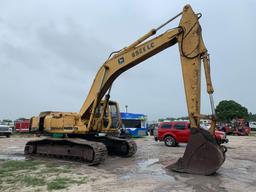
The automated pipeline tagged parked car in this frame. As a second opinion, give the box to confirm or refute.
[0,125,13,137]
[249,122,256,131]
[154,121,228,147]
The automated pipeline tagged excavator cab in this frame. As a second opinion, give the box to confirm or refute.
[94,100,122,132]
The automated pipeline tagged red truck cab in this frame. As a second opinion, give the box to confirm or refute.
[15,119,30,133]
[155,121,228,147]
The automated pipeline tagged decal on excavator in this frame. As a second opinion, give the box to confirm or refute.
[131,42,154,58]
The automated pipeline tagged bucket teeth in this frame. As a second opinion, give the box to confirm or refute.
[167,128,226,175]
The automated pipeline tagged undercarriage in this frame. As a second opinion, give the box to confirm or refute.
[24,135,137,165]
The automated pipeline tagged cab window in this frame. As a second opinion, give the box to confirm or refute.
[160,123,172,129]
[174,123,186,130]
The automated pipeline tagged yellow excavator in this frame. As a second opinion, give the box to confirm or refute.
[25,5,226,175]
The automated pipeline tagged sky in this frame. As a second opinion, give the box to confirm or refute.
[0,0,255,121]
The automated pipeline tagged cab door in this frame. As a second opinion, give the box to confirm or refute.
[158,122,172,140]
[173,122,190,142]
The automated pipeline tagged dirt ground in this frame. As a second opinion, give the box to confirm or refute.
[0,135,256,192]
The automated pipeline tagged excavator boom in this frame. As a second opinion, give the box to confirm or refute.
[79,28,181,122]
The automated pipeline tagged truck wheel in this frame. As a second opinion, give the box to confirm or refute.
[164,136,176,147]
[6,134,10,138]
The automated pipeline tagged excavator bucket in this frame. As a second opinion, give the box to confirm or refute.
[167,128,226,175]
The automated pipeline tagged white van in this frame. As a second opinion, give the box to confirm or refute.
[249,122,256,131]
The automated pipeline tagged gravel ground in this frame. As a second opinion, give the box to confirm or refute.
[0,135,256,192]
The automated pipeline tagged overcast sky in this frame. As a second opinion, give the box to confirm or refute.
[0,0,255,121]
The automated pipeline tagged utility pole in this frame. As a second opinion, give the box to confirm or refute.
[125,105,128,113]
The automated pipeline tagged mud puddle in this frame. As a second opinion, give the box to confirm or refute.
[119,158,176,183]
[137,158,159,169]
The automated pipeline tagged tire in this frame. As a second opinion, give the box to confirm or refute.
[216,138,221,145]
[6,134,10,138]
[164,136,176,147]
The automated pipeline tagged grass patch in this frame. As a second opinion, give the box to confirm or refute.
[41,163,71,174]
[45,162,60,168]
[47,177,87,191]
[21,175,46,187]
[47,177,71,190]
[0,171,14,178]
[1,160,41,172]
[74,176,87,185]
[0,160,85,191]
[40,167,71,174]
[12,133,34,137]
[5,177,18,184]
[0,160,45,190]
[40,167,62,174]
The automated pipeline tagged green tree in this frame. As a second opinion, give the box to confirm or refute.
[158,118,165,122]
[216,100,248,122]
[2,119,12,123]
[166,117,176,121]
[248,113,256,121]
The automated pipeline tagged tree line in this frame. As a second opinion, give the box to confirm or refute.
[216,100,255,122]
[158,100,256,123]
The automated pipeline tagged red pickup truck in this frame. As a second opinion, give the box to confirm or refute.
[154,121,228,147]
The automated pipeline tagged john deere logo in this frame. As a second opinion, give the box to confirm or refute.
[118,57,125,64]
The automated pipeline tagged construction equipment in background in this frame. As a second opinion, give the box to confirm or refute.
[232,119,251,136]
[25,5,226,175]
[217,119,251,136]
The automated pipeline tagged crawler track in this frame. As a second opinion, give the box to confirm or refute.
[24,138,107,165]
[98,136,137,157]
